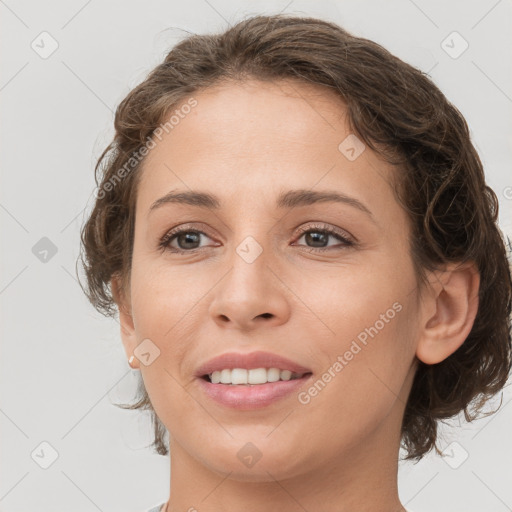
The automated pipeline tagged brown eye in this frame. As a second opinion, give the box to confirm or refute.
[294,224,354,252]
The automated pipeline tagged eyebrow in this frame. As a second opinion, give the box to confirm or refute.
[148,188,374,219]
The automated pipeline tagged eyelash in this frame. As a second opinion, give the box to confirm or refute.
[158,223,355,254]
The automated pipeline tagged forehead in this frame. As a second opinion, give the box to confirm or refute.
[136,79,398,216]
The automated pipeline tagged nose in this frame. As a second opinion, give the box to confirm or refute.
[208,242,291,332]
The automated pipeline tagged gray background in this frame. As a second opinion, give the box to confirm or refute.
[1,0,511,511]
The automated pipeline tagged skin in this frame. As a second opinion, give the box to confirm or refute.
[112,79,480,512]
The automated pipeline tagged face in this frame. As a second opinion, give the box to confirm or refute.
[117,79,422,481]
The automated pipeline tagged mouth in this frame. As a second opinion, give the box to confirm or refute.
[194,351,313,409]
[200,368,313,385]
[197,370,314,409]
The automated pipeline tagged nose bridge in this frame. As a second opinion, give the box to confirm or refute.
[224,200,275,276]
[225,229,272,301]
[228,208,282,284]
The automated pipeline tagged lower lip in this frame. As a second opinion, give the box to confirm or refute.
[197,374,313,409]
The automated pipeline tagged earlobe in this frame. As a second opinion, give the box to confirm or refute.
[111,275,139,368]
[416,262,480,365]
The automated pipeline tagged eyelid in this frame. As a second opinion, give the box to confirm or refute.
[162,221,354,240]
[162,222,216,239]
[294,222,355,243]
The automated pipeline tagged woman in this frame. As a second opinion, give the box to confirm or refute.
[79,14,511,512]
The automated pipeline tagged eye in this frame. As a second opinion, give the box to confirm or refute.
[293,223,354,252]
[158,222,355,254]
[159,226,217,253]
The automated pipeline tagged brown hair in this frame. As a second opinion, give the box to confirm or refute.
[79,14,512,461]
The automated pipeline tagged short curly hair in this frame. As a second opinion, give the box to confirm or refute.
[78,13,512,462]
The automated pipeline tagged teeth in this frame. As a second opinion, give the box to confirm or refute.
[208,368,304,385]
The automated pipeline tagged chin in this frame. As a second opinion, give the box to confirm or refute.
[200,443,307,483]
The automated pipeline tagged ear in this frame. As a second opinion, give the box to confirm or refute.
[111,274,139,369]
[416,261,480,365]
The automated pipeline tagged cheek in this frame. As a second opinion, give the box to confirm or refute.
[295,305,416,455]
[299,261,418,420]
[289,255,410,343]
[130,258,204,338]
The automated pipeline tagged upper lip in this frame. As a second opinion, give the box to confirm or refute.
[195,351,313,377]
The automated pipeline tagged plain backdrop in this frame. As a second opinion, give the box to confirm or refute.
[1,1,511,511]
